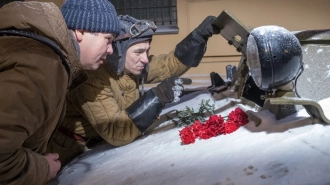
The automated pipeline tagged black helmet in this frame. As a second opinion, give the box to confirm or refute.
[106,15,157,75]
[246,25,303,90]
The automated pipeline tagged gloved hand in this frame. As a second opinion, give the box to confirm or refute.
[126,75,192,133]
[194,16,218,40]
[174,15,218,67]
[152,75,192,106]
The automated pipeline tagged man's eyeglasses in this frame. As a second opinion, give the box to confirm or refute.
[115,20,157,41]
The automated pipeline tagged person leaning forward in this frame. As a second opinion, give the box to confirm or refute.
[0,0,120,184]
[47,15,218,166]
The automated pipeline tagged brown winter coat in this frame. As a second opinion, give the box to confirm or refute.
[0,2,87,185]
[48,51,189,165]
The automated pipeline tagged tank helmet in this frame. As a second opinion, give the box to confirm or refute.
[106,15,157,75]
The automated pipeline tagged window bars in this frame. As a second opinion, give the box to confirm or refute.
[109,0,178,34]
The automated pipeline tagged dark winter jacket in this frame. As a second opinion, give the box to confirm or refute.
[0,2,87,185]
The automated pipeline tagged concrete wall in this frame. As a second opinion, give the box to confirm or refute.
[26,0,64,7]
[29,0,330,77]
[153,0,330,76]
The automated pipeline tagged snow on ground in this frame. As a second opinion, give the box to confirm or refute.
[48,89,330,185]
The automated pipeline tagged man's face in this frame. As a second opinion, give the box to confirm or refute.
[124,40,150,75]
[78,31,115,70]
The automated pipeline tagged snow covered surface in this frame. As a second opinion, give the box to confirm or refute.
[48,89,330,185]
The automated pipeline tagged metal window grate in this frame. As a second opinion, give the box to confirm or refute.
[109,0,178,34]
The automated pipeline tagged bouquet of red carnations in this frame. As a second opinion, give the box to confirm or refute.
[179,107,249,145]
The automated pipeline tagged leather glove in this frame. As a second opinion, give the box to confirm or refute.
[194,16,218,40]
[126,76,192,133]
[174,16,217,67]
[152,75,192,106]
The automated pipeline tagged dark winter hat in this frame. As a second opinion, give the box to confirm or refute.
[107,15,157,75]
[61,0,120,35]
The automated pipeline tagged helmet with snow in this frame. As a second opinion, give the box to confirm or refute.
[246,25,303,91]
[106,15,157,75]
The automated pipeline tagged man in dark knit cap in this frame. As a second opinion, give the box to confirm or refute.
[0,0,119,184]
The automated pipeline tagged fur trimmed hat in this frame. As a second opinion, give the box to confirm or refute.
[107,15,156,75]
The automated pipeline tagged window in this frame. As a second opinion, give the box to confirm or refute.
[109,0,178,34]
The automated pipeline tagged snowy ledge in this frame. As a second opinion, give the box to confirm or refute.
[48,89,330,185]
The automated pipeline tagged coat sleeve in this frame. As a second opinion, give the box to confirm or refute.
[67,75,141,146]
[146,50,191,83]
[0,48,67,185]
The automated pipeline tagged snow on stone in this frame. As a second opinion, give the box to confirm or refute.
[326,71,330,78]
[48,90,330,185]
[317,48,324,53]
[304,47,309,52]
[327,66,330,78]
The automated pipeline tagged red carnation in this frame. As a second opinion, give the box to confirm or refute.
[198,129,212,139]
[179,126,195,144]
[178,107,249,145]
[228,107,249,126]
[206,115,225,135]
[224,120,239,134]
[216,122,225,135]
[208,115,223,123]
[190,120,203,138]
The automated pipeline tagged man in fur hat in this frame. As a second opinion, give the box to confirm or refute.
[48,15,217,166]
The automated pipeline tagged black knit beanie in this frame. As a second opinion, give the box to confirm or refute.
[61,0,120,35]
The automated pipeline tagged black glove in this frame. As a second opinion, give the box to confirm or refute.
[126,76,192,133]
[174,16,217,67]
[152,75,192,106]
[194,16,218,40]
